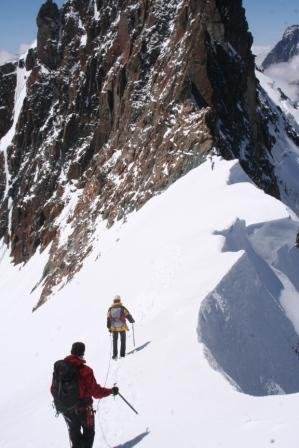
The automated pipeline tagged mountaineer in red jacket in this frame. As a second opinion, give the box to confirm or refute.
[51,342,118,448]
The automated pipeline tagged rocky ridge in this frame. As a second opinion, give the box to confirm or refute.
[0,62,17,139]
[0,0,298,308]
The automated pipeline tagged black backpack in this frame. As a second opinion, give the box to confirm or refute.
[51,360,80,414]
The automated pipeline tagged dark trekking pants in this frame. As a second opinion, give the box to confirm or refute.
[113,330,126,357]
[64,405,95,448]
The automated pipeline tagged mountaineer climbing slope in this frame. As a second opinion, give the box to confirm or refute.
[107,296,135,359]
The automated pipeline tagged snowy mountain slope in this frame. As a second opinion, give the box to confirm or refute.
[1,0,290,305]
[256,70,299,215]
[200,218,299,396]
[257,70,299,124]
[1,158,299,448]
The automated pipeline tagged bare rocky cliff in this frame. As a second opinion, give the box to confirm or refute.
[0,0,297,307]
[0,62,17,139]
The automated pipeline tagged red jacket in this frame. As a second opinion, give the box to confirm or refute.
[51,355,112,405]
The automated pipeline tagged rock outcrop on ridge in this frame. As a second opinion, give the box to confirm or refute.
[0,62,17,139]
[0,0,298,307]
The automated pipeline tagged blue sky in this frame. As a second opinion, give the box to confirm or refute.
[0,0,64,55]
[243,0,299,46]
[0,0,298,55]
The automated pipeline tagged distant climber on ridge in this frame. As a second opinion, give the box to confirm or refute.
[51,342,118,448]
[107,295,135,359]
[295,232,299,248]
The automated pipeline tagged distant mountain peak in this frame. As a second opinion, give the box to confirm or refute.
[262,24,299,69]
[283,24,299,39]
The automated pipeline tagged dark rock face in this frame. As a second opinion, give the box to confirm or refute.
[205,0,279,197]
[37,0,60,69]
[0,0,297,307]
[25,48,37,71]
[262,25,299,69]
[0,62,17,139]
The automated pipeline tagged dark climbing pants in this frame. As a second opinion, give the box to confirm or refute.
[64,406,95,448]
[113,330,126,357]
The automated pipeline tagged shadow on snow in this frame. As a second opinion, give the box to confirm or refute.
[114,430,150,447]
[198,217,299,396]
[127,341,151,355]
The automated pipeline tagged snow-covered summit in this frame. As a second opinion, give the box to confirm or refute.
[283,24,299,40]
[262,24,299,69]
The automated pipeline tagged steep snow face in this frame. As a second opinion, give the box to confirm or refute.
[2,158,299,448]
[257,71,299,124]
[199,218,299,396]
[256,70,299,215]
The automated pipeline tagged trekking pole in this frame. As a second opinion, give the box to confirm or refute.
[132,323,136,349]
[118,392,139,415]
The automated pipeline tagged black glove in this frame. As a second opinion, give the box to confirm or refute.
[112,386,119,396]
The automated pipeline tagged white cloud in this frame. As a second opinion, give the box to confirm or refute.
[265,55,299,83]
[252,45,272,67]
[0,41,35,66]
[252,45,272,56]
[18,42,32,57]
[0,49,16,65]
[264,55,299,102]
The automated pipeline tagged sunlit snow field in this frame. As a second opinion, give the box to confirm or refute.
[1,158,299,447]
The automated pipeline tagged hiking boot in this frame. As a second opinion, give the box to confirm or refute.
[112,355,117,360]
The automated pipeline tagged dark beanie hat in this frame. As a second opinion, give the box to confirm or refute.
[71,342,85,356]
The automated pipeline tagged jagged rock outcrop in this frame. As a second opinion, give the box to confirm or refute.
[262,25,299,69]
[0,0,298,307]
[25,48,37,71]
[37,0,61,69]
[0,62,17,139]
